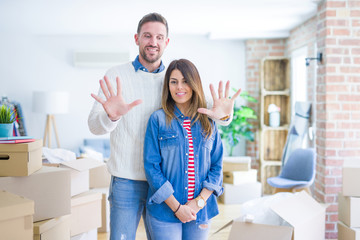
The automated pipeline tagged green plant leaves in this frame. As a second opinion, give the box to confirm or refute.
[0,105,16,124]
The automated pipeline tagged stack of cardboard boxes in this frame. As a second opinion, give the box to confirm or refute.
[337,159,360,240]
[219,156,262,204]
[0,139,106,240]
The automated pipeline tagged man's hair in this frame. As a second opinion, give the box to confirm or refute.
[137,13,169,36]
[161,59,213,138]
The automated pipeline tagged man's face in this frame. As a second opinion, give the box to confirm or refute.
[135,21,169,65]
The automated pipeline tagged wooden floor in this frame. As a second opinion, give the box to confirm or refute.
[98,203,242,240]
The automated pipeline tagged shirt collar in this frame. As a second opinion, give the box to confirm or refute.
[132,55,165,73]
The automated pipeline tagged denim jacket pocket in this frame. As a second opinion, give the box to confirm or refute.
[202,135,214,150]
[158,132,179,149]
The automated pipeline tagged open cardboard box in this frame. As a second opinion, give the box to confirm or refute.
[342,159,360,197]
[0,166,71,222]
[44,157,105,196]
[215,191,325,240]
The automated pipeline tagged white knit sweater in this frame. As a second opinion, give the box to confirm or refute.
[88,62,164,181]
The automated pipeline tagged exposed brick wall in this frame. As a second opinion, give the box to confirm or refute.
[245,1,360,239]
[245,39,286,169]
[316,0,360,239]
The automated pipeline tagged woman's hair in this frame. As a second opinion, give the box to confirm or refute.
[161,59,213,138]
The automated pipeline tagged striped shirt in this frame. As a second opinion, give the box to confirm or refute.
[183,118,195,200]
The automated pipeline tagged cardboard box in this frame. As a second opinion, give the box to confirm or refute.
[90,164,111,188]
[91,188,110,232]
[217,191,325,240]
[71,191,102,236]
[0,139,42,176]
[219,182,262,204]
[338,221,360,240]
[33,215,71,240]
[0,166,71,222]
[343,159,360,197]
[227,221,293,240]
[71,229,97,240]
[223,156,251,172]
[338,192,360,228]
[223,169,258,185]
[44,158,104,196]
[0,190,35,240]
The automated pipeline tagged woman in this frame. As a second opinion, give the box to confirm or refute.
[144,59,224,240]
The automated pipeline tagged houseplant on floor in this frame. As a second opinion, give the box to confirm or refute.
[219,90,258,156]
[0,104,16,137]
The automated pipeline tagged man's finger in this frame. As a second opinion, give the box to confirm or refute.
[116,77,122,96]
[128,99,143,111]
[91,93,105,105]
[231,88,242,101]
[100,79,110,99]
[224,80,230,99]
[218,81,223,99]
[105,76,116,97]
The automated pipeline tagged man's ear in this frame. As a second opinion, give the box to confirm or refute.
[134,34,139,46]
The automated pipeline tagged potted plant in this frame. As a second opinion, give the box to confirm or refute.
[0,104,16,137]
[219,90,258,156]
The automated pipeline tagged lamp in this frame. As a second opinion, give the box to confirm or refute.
[32,91,69,148]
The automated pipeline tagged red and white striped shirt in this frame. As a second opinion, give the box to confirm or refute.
[183,118,195,200]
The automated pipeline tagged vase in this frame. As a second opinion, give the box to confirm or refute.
[0,123,13,137]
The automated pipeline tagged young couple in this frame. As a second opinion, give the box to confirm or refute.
[89,13,240,240]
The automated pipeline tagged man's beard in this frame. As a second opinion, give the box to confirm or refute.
[140,47,161,64]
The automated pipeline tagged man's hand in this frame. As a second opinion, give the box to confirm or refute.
[175,205,197,223]
[197,80,241,120]
[91,76,142,121]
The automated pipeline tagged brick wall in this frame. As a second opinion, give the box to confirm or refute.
[245,1,360,239]
[245,39,286,169]
[316,0,360,239]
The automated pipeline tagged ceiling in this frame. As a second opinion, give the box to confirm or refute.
[0,0,319,39]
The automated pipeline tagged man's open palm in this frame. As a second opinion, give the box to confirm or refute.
[91,76,142,121]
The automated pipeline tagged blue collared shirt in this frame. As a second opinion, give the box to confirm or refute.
[132,55,165,73]
[144,106,224,223]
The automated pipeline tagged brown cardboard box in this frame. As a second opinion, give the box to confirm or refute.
[338,192,360,228]
[338,221,360,240]
[342,159,360,197]
[71,229,97,240]
[222,156,251,172]
[0,139,42,176]
[223,169,258,185]
[0,166,71,222]
[217,191,325,240]
[91,188,110,233]
[34,215,71,240]
[90,164,111,189]
[44,158,104,196]
[0,190,34,240]
[71,191,102,236]
[219,182,262,204]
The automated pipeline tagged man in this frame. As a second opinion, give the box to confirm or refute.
[88,13,240,240]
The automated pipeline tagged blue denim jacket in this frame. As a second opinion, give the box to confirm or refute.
[144,107,224,223]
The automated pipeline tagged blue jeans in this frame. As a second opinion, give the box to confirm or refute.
[146,210,210,240]
[108,176,150,240]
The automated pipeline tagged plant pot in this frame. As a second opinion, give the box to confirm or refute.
[0,123,13,137]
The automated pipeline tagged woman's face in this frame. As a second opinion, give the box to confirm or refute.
[169,69,193,113]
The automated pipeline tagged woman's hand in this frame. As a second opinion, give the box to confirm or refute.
[197,80,241,120]
[185,199,201,214]
[91,76,142,121]
[175,205,197,223]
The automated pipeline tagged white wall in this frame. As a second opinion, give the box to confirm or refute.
[0,32,245,153]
